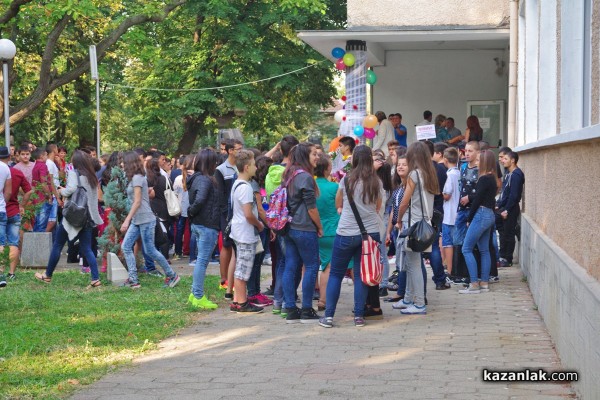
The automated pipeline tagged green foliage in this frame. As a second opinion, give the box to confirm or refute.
[3,0,347,152]
[0,270,221,399]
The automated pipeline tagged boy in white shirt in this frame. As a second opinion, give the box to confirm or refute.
[442,148,460,278]
[229,150,264,313]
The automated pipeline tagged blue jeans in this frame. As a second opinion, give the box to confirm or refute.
[248,229,269,297]
[427,227,446,285]
[462,207,495,283]
[175,216,187,256]
[283,229,320,310]
[122,220,175,283]
[190,224,219,298]
[189,230,197,262]
[326,232,380,318]
[46,223,99,281]
[453,209,469,246]
[1,214,21,246]
[33,201,54,232]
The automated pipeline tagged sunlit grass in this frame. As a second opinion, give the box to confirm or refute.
[0,270,221,399]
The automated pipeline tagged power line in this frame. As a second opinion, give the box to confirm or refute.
[103,61,324,92]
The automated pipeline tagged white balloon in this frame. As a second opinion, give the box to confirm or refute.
[334,109,346,123]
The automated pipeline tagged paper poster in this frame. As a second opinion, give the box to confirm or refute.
[479,118,491,129]
[416,124,436,140]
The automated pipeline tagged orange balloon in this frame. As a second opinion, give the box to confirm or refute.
[363,114,378,129]
[329,136,342,152]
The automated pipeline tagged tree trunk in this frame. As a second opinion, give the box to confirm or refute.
[176,115,203,156]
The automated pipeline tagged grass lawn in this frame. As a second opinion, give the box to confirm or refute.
[0,270,221,399]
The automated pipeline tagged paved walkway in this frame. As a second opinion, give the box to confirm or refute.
[71,263,576,400]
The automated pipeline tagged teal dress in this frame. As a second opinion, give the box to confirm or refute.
[316,177,339,269]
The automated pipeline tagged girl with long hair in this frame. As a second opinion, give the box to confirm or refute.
[187,149,222,308]
[465,115,483,143]
[314,153,338,311]
[320,145,384,328]
[120,151,180,289]
[459,150,498,294]
[281,143,323,324]
[393,141,439,315]
[173,155,194,261]
[35,150,104,287]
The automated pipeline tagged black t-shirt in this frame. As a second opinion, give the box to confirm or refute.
[433,161,447,213]
[468,174,498,222]
[458,164,479,211]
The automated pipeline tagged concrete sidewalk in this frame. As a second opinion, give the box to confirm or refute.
[71,264,576,400]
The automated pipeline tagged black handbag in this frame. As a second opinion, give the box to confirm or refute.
[62,170,90,229]
[399,170,437,252]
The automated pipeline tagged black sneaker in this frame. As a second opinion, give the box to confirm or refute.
[364,307,383,320]
[285,307,301,324]
[0,274,6,288]
[224,292,233,300]
[435,282,450,290]
[7,273,15,281]
[378,287,388,297]
[300,307,320,324]
[236,301,264,314]
[262,286,274,297]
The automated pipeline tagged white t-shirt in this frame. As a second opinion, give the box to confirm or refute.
[0,162,11,213]
[229,179,258,244]
[442,167,461,225]
[46,159,60,188]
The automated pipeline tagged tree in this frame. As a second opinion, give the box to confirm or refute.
[0,0,188,136]
[104,0,346,153]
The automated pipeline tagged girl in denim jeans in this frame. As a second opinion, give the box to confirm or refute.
[120,152,180,289]
[320,145,383,328]
[459,150,499,294]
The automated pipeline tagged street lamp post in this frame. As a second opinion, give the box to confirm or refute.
[0,39,16,148]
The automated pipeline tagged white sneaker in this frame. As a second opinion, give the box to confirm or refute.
[458,284,481,294]
[479,285,490,293]
[392,299,413,309]
[263,257,272,266]
[347,278,353,286]
[400,304,427,314]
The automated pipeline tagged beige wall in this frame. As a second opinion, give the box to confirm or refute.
[347,0,509,28]
[519,139,600,281]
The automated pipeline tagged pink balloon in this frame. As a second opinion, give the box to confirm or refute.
[335,58,346,71]
[363,127,376,139]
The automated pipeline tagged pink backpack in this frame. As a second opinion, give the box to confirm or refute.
[265,169,305,235]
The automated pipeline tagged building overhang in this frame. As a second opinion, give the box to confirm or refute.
[297,27,510,67]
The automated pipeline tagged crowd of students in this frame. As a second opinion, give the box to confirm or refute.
[0,133,524,329]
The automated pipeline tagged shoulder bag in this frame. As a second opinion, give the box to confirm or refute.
[345,179,382,286]
[399,170,437,252]
[164,177,181,217]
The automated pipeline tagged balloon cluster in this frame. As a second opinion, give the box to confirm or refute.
[331,46,378,139]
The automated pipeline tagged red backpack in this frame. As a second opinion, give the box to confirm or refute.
[265,169,305,235]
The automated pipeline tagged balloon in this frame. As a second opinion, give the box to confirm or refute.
[334,109,345,123]
[329,136,342,152]
[341,95,346,101]
[343,53,355,67]
[363,128,376,139]
[335,58,346,71]
[363,114,378,129]
[353,125,364,137]
[355,138,360,145]
[366,70,378,85]
[331,47,345,59]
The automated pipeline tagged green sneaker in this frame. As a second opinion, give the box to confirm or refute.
[272,305,282,315]
[188,293,218,310]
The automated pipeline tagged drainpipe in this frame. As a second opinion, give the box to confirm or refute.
[507,0,519,148]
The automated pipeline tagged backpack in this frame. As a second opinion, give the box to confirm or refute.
[62,170,90,228]
[265,169,305,235]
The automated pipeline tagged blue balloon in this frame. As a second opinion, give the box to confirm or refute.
[331,47,345,59]
[354,125,364,136]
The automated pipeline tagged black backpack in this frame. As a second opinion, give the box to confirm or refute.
[62,170,89,228]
